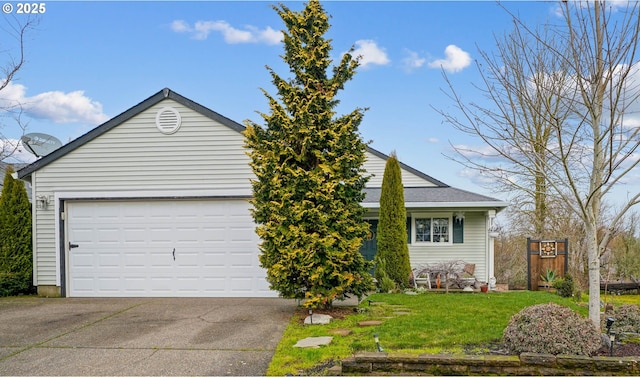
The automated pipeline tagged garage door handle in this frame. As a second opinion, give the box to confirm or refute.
[69,242,79,249]
[172,248,176,261]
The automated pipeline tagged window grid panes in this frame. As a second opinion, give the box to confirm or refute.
[415,217,450,243]
[415,218,431,242]
[433,218,449,242]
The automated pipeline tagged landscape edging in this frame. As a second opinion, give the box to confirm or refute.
[340,352,640,375]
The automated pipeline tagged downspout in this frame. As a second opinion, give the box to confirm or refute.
[30,172,38,287]
[487,210,497,289]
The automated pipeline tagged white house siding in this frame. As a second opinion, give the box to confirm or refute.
[407,211,488,282]
[34,102,253,192]
[31,99,255,286]
[28,96,454,288]
[33,186,57,285]
[363,151,435,188]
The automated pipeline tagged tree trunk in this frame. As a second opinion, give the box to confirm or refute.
[585,221,601,327]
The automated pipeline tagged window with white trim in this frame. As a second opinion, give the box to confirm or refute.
[413,214,462,244]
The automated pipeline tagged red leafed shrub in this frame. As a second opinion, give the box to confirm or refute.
[605,304,640,334]
[502,303,601,356]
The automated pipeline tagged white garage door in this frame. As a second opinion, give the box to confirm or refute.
[66,199,275,297]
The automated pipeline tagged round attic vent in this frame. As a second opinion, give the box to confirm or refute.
[155,107,182,135]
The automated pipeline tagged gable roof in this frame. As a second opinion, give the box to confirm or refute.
[17,88,244,179]
[365,148,447,187]
[14,88,507,209]
[15,88,445,185]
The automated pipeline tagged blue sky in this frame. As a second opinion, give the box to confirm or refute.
[0,1,601,202]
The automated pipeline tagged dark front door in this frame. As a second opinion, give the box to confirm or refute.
[360,219,378,267]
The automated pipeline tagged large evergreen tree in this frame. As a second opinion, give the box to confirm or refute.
[375,152,411,288]
[0,165,32,294]
[244,0,373,308]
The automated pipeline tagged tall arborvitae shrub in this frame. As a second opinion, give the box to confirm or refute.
[375,152,411,288]
[0,165,32,295]
[0,165,17,273]
[244,0,373,308]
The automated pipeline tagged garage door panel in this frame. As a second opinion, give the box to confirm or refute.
[71,277,95,293]
[124,253,146,267]
[123,228,146,241]
[67,199,274,297]
[229,277,253,291]
[227,254,255,267]
[97,278,121,293]
[72,229,96,243]
[96,229,121,243]
[98,252,121,268]
[149,228,173,242]
[202,254,226,267]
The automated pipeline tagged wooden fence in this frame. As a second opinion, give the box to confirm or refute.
[527,238,569,291]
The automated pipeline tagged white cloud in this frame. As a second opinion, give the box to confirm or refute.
[247,25,282,45]
[402,49,426,71]
[351,40,390,68]
[458,167,496,187]
[172,19,282,45]
[428,45,472,73]
[552,1,629,19]
[170,20,191,33]
[195,21,251,42]
[0,82,108,125]
[451,143,502,160]
[28,90,108,124]
[0,80,26,111]
[427,137,439,143]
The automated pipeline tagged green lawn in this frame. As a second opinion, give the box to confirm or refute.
[601,292,640,306]
[267,290,590,376]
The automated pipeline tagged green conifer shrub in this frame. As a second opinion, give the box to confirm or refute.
[553,274,576,298]
[243,0,373,308]
[375,152,411,288]
[374,255,396,292]
[0,165,33,295]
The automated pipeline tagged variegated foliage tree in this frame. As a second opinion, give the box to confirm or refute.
[244,0,373,308]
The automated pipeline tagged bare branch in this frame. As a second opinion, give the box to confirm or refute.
[436,0,640,326]
[0,14,38,161]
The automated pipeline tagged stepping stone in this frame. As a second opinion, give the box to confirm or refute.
[358,320,383,327]
[329,328,352,336]
[304,313,333,325]
[327,365,342,375]
[293,336,333,348]
[393,311,411,315]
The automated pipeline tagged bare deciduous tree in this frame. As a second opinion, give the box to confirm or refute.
[0,14,38,161]
[438,1,640,326]
[439,19,573,239]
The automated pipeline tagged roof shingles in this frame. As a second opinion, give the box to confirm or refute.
[363,187,507,208]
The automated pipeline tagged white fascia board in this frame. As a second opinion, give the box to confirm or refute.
[54,188,252,201]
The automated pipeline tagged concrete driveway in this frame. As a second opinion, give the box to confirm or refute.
[0,297,296,376]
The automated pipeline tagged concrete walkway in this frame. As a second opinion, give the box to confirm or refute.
[0,297,296,376]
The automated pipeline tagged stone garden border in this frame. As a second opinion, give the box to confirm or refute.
[340,352,640,375]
